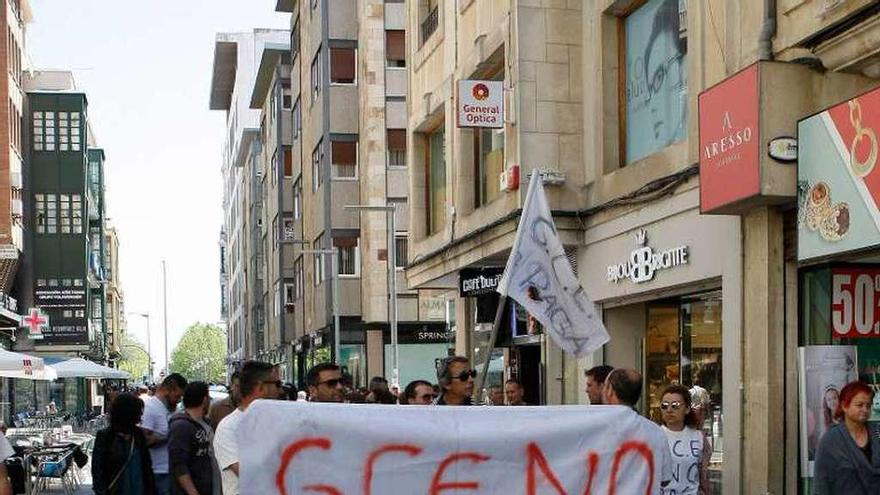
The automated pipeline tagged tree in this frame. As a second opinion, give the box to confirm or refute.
[170,322,227,383]
[118,333,151,383]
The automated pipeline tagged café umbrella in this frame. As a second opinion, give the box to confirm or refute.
[50,357,131,380]
[0,349,56,380]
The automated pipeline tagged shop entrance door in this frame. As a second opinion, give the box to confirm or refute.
[512,344,543,405]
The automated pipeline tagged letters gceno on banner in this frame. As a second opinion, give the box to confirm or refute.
[238,401,671,494]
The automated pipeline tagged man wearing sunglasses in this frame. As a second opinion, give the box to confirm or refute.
[402,380,436,405]
[435,356,475,406]
[306,363,345,403]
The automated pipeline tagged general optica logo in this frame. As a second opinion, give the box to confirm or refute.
[472,83,489,101]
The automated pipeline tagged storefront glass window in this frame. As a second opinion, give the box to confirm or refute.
[340,344,366,389]
[475,128,504,208]
[646,291,723,493]
[386,343,452,389]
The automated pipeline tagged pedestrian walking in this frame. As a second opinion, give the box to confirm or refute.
[0,430,14,495]
[213,361,281,495]
[208,371,240,429]
[585,365,613,405]
[504,379,528,406]
[142,373,188,495]
[92,393,156,495]
[305,363,345,403]
[435,356,474,406]
[486,386,504,406]
[169,382,214,495]
[814,381,880,494]
[657,384,710,494]
[602,368,673,490]
[401,380,435,405]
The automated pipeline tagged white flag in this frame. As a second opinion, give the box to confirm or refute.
[497,172,609,357]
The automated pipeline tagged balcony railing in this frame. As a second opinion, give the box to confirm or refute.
[420,6,439,46]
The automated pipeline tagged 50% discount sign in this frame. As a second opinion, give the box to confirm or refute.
[832,267,880,337]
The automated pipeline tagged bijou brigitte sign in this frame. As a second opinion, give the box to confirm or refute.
[699,64,760,213]
[457,80,503,128]
[606,229,689,284]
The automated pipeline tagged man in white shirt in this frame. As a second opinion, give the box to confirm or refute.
[142,373,188,495]
[0,431,13,495]
[603,368,673,492]
[213,361,281,495]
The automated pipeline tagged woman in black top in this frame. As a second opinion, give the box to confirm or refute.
[92,393,156,495]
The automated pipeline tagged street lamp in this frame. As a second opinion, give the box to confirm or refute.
[128,312,153,382]
[279,239,340,366]
[344,204,399,389]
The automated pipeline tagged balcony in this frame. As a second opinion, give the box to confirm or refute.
[420,6,439,46]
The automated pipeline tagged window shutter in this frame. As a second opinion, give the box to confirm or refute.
[330,48,355,83]
[332,141,357,166]
[386,31,405,62]
[387,129,406,150]
[333,236,358,248]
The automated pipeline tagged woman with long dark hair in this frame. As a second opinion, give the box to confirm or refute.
[657,384,711,495]
[814,381,880,494]
[92,393,156,495]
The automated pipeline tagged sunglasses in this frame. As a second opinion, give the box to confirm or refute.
[318,378,344,388]
[660,401,682,411]
[452,369,477,381]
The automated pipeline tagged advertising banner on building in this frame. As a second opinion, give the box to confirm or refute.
[459,267,504,297]
[797,345,858,477]
[457,80,503,128]
[830,266,880,338]
[699,64,760,213]
[798,86,880,260]
[239,400,670,494]
[34,287,87,309]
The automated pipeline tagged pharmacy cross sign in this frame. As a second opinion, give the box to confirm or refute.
[22,308,47,340]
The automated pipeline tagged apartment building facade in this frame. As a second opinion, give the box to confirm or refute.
[268,0,449,389]
[103,225,123,362]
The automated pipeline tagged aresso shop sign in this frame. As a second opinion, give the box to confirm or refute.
[607,229,689,284]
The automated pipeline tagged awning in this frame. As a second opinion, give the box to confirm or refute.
[50,358,131,380]
[0,349,55,380]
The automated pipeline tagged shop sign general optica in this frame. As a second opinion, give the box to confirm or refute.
[699,64,760,213]
[457,80,503,128]
[798,85,880,260]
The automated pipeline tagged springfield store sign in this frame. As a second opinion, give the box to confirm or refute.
[607,229,689,284]
[457,80,503,128]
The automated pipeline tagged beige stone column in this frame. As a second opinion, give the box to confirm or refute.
[742,206,785,494]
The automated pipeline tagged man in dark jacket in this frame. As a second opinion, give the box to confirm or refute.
[168,382,214,495]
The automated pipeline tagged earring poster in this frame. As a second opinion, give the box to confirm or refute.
[798,86,880,261]
[797,345,858,477]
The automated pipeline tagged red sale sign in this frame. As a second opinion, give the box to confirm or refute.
[831,267,880,338]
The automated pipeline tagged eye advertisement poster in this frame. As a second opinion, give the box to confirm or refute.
[797,345,859,477]
[625,0,688,164]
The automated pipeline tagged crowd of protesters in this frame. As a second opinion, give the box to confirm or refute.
[78,354,880,495]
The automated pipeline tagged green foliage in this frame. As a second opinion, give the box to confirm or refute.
[170,322,227,383]
[118,333,151,383]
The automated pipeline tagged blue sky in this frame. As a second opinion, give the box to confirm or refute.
[27,0,288,371]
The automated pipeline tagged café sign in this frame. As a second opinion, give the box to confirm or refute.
[606,229,689,284]
[459,267,504,297]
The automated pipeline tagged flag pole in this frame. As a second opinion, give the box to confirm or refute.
[474,294,507,404]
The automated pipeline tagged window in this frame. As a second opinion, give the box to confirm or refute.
[312,139,324,191]
[293,179,302,219]
[282,215,295,241]
[311,47,322,101]
[271,151,278,186]
[311,0,319,13]
[313,233,325,285]
[284,283,295,313]
[331,139,357,179]
[35,193,57,234]
[32,111,56,152]
[387,129,406,168]
[284,147,293,177]
[58,111,82,152]
[291,20,301,60]
[386,31,405,67]
[394,233,408,269]
[624,0,687,164]
[334,236,359,276]
[293,98,302,140]
[294,256,304,299]
[282,81,292,110]
[274,282,282,317]
[420,1,440,46]
[330,47,356,84]
[427,128,446,234]
[272,217,279,249]
[475,128,505,207]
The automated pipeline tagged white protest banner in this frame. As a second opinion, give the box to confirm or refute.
[496,172,609,357]
[238,401,671,494]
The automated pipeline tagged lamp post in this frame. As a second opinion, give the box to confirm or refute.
[280,239,340,365]
[344,204,399,389]
[128,312,153,382]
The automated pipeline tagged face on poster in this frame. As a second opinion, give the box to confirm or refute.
[798,345,859,477]
[625,0,688,164]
